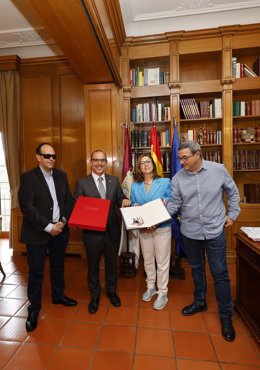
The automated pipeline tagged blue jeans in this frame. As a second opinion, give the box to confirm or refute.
[181,229,233,317]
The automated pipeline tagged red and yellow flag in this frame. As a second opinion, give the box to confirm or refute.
[151,124,163,177]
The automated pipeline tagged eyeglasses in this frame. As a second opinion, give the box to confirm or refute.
[39,154,57,160]
[91,158,107,163]
[140,160,152,166]
[178,154,195,162]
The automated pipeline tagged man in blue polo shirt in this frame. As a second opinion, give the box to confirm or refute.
[167,141,240,342]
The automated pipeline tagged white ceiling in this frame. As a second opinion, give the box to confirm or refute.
[119,0,260,36]
[0,0,260,58]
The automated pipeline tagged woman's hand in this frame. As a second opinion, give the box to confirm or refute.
[122,199,131,207]
[146,225,157,233]
[162,198,167,206]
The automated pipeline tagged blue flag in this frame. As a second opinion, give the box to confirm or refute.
[171,120,186,258]
[171,121,182,177]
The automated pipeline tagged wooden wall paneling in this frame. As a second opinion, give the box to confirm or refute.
[128,43,169,60]
[121,51,130,87]
[59,74,85,191]
[84,84,119,176]
[15,58,87,255]
[232,31,260,49]
[222,87,233,174]
[21,76,53,172]
[169,39,179,84]
[222,34,233,82]
[179,37,222,54]
[11,208,26,255]
[170,92,180,126]
[0,55,21,71]
[60,74,86,253]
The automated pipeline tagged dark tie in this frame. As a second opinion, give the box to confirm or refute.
[98,177,106,199]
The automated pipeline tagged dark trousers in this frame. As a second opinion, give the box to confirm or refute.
[181,229,233,317]
[26,233,67,313]
[85,234,118,299]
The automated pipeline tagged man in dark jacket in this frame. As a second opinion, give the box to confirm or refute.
[18,143,77,332]
[74,150,130,314]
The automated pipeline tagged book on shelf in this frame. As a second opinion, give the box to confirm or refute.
[199,100,210,118]
[231,58,257,78]
[253,57,260,76]
[233,100,260,116]
[146,67,160,85]
[131,102,170,123]
[243,63,258,77]
[181,128,222,145]
[120,198,171,230]
[233,149,260,170]
[131,129,170,148]
[180,98,200,119]
[240,227,260,241]
[235,62,244,78]
[233,126,257,143]
[232,57,237,77]
[211,98,222,118]
[203,150,222,163]
[244,183,260,203]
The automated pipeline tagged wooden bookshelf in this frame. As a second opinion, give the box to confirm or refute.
[121,25,260,258]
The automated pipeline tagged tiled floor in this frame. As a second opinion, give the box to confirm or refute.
[0,238,260,370]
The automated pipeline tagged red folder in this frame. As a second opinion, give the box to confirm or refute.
[68,196,111,231]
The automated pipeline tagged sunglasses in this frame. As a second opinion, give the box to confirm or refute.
[91,158,107,163]
[39,154,57,160]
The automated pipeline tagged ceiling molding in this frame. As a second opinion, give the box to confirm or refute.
[0,27,54,49]
[0,55,21,70]
[133,1,260,21]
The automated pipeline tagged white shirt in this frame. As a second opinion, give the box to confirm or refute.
[39,167,60,233]
[92,172,106,193]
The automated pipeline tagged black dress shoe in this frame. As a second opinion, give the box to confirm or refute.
[107,293,121,307]
[26,311,38,332]
[181,301,207,316]
[52,295,78,306]
[88,298,99,314]
[220,316,236,342]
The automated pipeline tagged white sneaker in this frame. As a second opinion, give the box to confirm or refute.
[153,294,168,310]
[142,288,156,302]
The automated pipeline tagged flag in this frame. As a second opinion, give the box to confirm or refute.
[119,125,139,269]
[171,119,186,258]
[122,126,132,180]
[171,120,182,177]
[121,125,133,199]
[151,123,163,177]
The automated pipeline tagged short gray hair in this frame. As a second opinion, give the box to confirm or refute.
[178,141,201,154]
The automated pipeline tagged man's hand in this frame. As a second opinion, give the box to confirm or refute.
[225,215,234,228]
[50,222,64,236]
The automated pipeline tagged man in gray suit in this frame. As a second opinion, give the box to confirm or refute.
[75,150,130,314]
[18,143,77,332]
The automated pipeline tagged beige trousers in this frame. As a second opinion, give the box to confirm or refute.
[139,226,171,296]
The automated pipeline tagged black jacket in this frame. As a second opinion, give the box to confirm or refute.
[18,166,73,245]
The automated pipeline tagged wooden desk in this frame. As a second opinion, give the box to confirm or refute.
[236,233,260,342]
